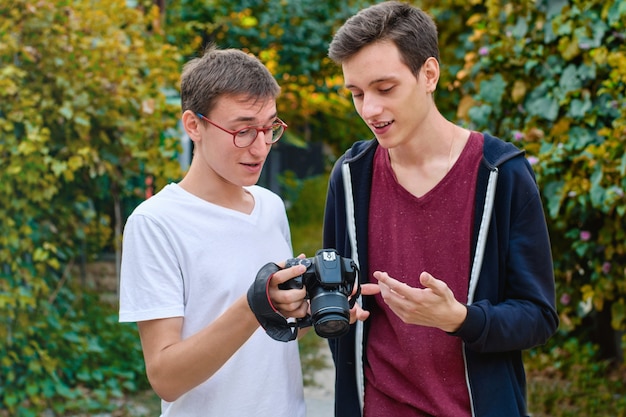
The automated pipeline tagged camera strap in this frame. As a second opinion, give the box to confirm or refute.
[349,282,361,308]
[247,262,301,342]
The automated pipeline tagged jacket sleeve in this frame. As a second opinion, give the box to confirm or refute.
[452,156,559,352]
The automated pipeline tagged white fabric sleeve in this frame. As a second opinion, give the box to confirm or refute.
[119,213,185,322]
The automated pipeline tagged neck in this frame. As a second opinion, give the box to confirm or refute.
[178,168,255,214]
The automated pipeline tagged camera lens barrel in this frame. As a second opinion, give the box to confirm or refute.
[310,291,351,338]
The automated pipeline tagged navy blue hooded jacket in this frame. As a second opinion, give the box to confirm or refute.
[322,134,559,417]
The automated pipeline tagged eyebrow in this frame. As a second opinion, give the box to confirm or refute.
[232,113,278,124]
[345,76,397,90]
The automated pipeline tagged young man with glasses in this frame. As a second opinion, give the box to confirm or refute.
[119,46,308,417]
[323,2,559,416]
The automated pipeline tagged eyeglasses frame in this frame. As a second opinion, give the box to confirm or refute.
[195,112,288,148]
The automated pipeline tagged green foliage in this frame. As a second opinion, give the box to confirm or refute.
[526,340,626,416]
[282,171,328,226]
[1,288,148,416]
[284,172,328,257]
[417,0,489,121]
[459,0,626,361]
[3,0,625,413]
[164,0,375,155]
[0,0,181,413]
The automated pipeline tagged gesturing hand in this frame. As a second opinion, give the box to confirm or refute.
[372,271,467,332]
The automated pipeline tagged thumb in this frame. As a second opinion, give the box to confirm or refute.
[419,271,442,291]
[419,271,449,296]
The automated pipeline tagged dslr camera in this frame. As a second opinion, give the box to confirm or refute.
[279,249,359,338]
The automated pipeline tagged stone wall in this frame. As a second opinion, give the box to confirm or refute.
[80,254,119,305]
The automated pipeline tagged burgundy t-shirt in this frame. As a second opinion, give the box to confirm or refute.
[364,132,484,417]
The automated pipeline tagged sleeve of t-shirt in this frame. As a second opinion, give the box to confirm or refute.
[118,213,185,323]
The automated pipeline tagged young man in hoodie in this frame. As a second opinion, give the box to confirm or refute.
[323,2,559,416]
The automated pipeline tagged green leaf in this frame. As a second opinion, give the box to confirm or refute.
[612,301,625,330]
[510,16,529,39]
[569,97,592,119]
[559,64,582,94]
[527,96,559,121]
[468,104,493,127]
[478,73,507,107]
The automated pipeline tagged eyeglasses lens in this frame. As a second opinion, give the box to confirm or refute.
[271,124,284,141]
[235,124,284,147]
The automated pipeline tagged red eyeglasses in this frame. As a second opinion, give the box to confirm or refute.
[196,113,288,148]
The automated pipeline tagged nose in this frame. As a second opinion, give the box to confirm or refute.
[248,130,272,155]
[359,93,382,120]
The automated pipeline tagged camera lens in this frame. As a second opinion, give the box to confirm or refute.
[314,315,350,338]
[310,292,350,338]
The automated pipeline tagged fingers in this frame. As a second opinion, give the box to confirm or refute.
[270,263,306,285]
[370,270,466,331]
[350,281,380,297]
[419,271,453,300]
[346,282,376,324]
[375,271,444,297]
[268,260,308,318]
[350,303,370,324]
[372,271,408,299]
[272,294,308,319]
[280,299,310,319]
[372,270,396,288]
[346,282,380,323]
[360,283,381,296]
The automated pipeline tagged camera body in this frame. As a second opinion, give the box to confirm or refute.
[279,249,358,338]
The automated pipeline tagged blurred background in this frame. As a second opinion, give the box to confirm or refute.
[1,0,625,415]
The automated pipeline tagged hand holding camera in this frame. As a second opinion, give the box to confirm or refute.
[279,249,360,339]
[247,249,360,342]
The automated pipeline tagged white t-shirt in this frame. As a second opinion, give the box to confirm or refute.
[119,183,305,417]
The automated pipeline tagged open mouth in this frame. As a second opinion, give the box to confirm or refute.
[372,121,393,129]
[371,120,393,133]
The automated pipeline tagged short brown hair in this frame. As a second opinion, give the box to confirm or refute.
[328,1,439,76]
[180,45,280,117]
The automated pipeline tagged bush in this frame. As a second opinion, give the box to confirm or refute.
[459,0,626,362]
[283,171,328,256]
[0,286,148,416]
[0,1,180,414]
[526,340,626,416]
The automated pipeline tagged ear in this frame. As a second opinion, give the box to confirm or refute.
[182,110,202,142]
[421,57,440,94]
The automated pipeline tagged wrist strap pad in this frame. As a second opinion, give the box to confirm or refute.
[247,262,298,342]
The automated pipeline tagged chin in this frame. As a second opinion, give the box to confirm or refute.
[243,176,262,187]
